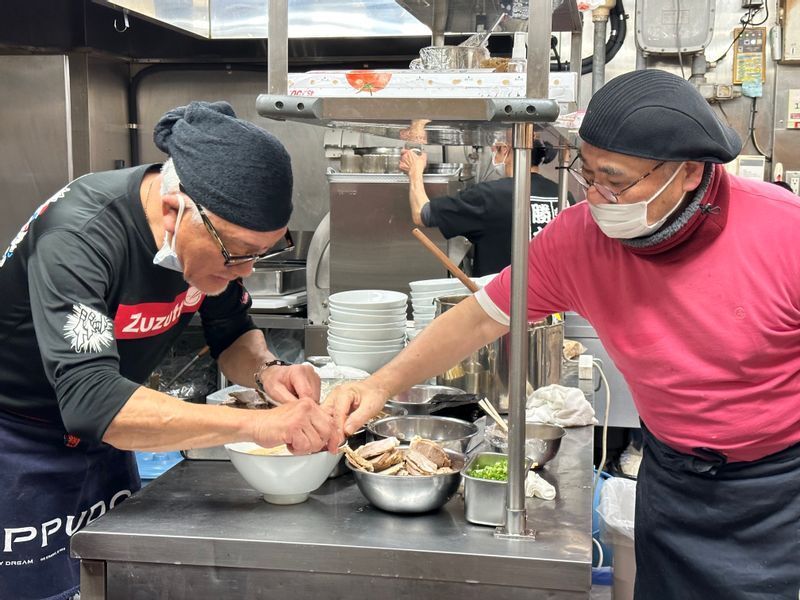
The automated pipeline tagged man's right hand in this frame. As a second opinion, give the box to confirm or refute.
[399,149,427,176]
[248,398,341,455]
[324,381,390,439]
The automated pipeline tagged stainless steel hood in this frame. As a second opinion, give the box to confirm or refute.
[396,0,580,35]
[94,0,578,40]
[95,0,430,39]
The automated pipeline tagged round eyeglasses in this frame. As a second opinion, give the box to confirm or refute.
[559,156,666,204]
[194,202,294,267]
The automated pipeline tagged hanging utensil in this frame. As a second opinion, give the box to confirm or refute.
[459,12,507,48]
[164,346,210,389]
[411,228,480,294]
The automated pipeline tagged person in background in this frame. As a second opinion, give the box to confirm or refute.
[0,101,339,600]
[772,180,795,193]
[399,137,574,276]
[330,69,800,599]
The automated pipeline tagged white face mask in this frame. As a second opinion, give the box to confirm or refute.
[491,146,508,176]
[153,194,186,272]
[588,163,686,239]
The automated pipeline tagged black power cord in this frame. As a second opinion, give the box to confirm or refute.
[710,3,768,65]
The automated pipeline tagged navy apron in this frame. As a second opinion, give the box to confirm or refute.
[635,424,800,600]
[0,410,140,600]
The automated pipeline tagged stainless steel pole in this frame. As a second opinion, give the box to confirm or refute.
[592,16,608,94]
[431,0,448,47]
[571,24,584,107]
[267,0,288,95]
[526,0,553,99]
[501,122,534,537]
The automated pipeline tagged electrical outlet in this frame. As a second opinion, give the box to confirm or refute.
[578,355,594,380]
[741,0,764,7]
[785,171,800,195]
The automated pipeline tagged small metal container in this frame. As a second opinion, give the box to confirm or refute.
[462,452,533,526]
[247,265,306,296]
[367,415,478,453]
[347,448,464,513]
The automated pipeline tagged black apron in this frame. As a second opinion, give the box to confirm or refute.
[0,410,140,600]
[635,425,800,600]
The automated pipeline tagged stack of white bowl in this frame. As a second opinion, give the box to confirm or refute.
[409,278,471,329]
[327,290,408,373]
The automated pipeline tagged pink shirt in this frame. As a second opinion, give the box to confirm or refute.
[479,165,800,462]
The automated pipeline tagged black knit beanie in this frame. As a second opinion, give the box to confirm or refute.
[579,69,741,163]
[154,101,293,232]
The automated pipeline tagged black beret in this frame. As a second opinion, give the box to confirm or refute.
[154,101,293,232]
[579,69,741,163]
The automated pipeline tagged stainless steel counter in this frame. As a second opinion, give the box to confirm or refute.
[72,421,593,599]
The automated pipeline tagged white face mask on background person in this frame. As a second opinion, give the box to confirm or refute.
[588,162,686,239]
[491,146,508,176]
[153,194,186,272]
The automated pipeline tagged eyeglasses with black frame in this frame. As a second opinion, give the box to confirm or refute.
[559,155,666,204]
[183,191,294,266]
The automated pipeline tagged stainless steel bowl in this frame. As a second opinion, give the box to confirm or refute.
[384,384,466,416]
[347,448,464,513]
[367,415,478,453]
[486,422,566,468]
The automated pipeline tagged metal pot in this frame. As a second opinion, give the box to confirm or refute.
[434,295,563,413]
[340,154,362,173]
[361,154,387,173]
[385,155,402,174]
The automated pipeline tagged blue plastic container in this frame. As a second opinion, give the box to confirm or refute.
[135,451,183,484]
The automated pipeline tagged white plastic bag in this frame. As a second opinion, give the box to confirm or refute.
[597,477,636,541]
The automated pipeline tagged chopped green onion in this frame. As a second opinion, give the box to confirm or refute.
[467,459,508,481]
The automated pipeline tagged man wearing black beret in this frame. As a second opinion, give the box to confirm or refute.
[330,69,800,598]
[0,101,341,599]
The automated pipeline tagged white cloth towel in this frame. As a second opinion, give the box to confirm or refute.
[526,384,598,427]
[525,471,556,500]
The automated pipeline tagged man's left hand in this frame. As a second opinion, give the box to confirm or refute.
[259,363,321,404]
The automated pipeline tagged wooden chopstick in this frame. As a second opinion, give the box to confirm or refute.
[479,398,508,432]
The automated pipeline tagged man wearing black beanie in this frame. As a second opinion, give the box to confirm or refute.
[0,101,341,599]
[330,69,800,599]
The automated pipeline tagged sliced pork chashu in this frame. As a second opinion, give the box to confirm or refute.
[370,449,404,472]
[356,437,400,459]
[343,445,374,472]
[409,437,451,468]
[404,448,439,475]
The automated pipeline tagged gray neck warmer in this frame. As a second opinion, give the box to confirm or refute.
[621,162,715,249]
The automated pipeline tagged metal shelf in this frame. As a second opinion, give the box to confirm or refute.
[255,96,560,146]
